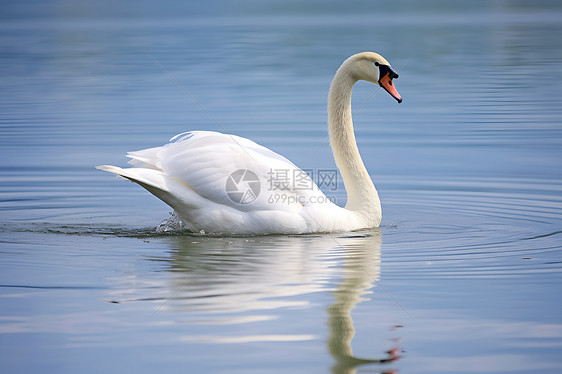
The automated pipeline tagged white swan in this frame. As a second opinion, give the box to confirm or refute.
[97,52,402,234]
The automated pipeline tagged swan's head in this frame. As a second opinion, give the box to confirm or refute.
[347,52,402,103]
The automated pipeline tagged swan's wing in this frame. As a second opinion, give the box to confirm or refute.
[127,131,327,212]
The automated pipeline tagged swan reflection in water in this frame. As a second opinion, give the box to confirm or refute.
[117,229,399,372]
[325,231,399,373]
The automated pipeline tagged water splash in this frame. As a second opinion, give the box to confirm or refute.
[156,211,189,234]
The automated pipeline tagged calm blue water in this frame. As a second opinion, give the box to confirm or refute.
[1,1,562,373]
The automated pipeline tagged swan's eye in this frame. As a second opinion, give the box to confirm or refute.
[378,64,399,80]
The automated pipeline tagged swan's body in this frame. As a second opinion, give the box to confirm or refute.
[97,52,401,234]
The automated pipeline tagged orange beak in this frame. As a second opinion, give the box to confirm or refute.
[379,72,402,103]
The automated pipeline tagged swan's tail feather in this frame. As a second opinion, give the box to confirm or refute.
[96,165,200,216]
[96,165,171,192]
[96,164,126,177]
[126,146,162,170]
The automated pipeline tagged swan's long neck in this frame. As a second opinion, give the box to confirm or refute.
[328,62,381,224]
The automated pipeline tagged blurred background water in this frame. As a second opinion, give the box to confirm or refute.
[1,0,562,373]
